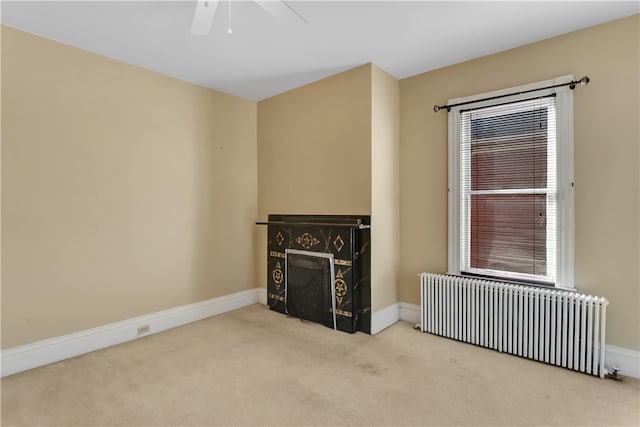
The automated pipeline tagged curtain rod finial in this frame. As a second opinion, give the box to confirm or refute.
[580,76,590,86]
[434,105,441,113]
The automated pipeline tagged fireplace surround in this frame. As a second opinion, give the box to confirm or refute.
[260,214,371,334]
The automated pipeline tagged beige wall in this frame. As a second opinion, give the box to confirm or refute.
[1,27,258,348]
[257,64,372,217]
[0,25,3,330]
[3,15,637,350]
[256,65,372,287]
[399,15,639,350]
[371,65,399,311]
[256,64,400,313]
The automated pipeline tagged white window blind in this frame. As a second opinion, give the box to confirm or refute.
[460,97,556,284]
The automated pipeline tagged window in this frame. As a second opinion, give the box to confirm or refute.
[448,76,574,289]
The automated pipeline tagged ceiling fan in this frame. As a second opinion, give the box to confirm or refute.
[190,0,308,35]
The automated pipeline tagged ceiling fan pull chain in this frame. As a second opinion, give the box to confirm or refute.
[227,0,232,35]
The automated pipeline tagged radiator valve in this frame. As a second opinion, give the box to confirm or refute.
[605,366,623,381]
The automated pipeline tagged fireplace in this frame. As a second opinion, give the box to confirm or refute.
[261,214,371,334]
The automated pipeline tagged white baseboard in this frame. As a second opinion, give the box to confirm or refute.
[399,302,420,325]
[397,301,640,379]
[257,287,267,305]
[1,288,260,378]
[605,345,640,379]
[9,291,635,379]
[370,303,400,335]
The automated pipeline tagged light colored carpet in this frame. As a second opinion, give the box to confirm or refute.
[1,304,639,426]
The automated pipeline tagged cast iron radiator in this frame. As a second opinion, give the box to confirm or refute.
[420,273,609,377]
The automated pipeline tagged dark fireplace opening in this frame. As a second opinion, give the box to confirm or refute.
[286,253,333,327]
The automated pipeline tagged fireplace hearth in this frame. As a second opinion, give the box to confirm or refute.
[260,214,371,334]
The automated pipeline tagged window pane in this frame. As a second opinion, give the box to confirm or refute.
[469,194,547,276]
[470,108,548,191]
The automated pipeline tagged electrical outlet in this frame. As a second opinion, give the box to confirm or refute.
[137,324,150,335]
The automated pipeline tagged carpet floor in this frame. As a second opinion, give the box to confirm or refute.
[1,304,639,426]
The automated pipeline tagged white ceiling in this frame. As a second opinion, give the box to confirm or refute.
[2,1,638,101]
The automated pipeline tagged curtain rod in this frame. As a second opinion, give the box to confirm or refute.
[433,76,590,113]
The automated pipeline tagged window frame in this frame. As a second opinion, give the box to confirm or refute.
[447,76,575,290]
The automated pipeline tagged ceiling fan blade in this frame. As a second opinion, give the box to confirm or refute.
[191,0,219,35]
[255,0,308,25]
